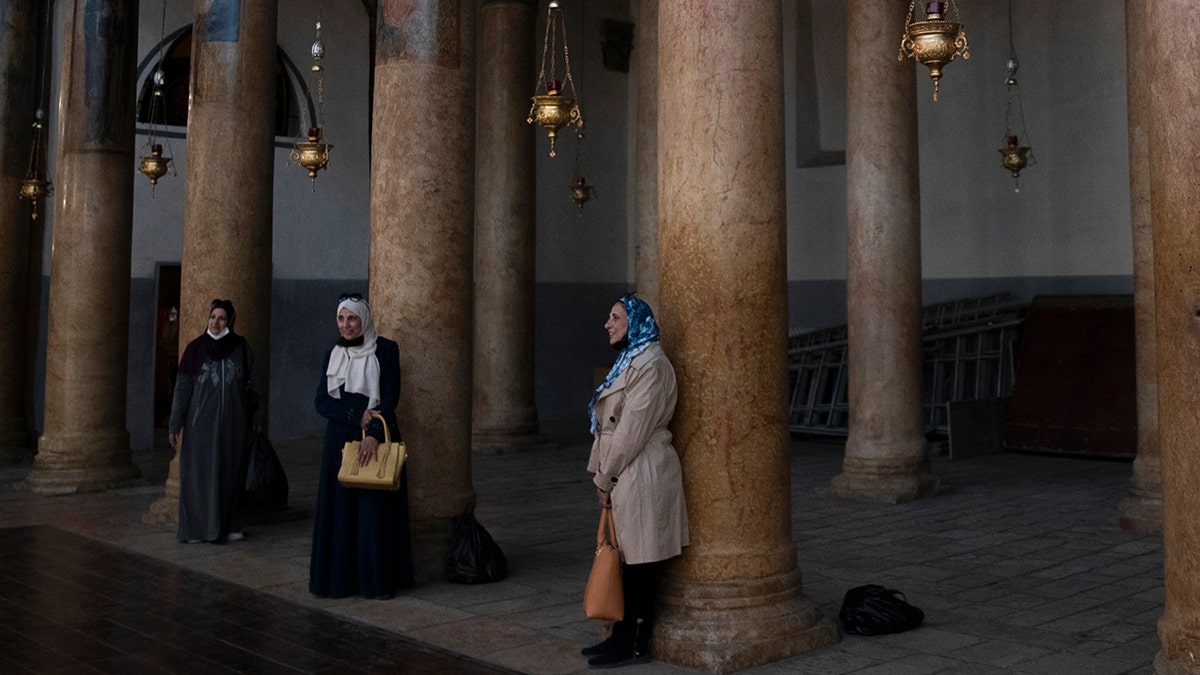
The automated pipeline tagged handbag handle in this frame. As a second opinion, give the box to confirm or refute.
[596,508,618,550]
[361,410,393,443]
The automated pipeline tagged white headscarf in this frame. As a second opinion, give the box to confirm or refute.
[326,297,381,408]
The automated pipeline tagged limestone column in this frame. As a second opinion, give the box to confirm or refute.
[472,0,546,454]
[21,0,142,494]
[0,0,42,464]
[1147,3,1200,670]
[632,0,659,311]
[370,1,476,582]
[146,0,277,524]
[656,1,837,671]
[830,0,936,503]
[1117,0,1161,532]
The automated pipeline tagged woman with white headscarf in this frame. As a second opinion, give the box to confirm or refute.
[582,294,689,668]
[309,293,413,599]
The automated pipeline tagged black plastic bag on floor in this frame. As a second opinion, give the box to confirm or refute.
[445,498,507,584]
[839,584,925,635]
[242,430,288,511]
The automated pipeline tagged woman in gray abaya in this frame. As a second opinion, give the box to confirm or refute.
[169,299,255,543]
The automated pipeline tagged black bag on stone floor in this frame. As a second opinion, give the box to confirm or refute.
[839,584,925,635]
[445,499,507,584]
[241,430,288,511]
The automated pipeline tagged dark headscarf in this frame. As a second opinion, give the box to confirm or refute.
[587,295,661,434]
[178,299,245,377]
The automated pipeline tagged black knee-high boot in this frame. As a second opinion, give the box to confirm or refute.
[587,562,660,669]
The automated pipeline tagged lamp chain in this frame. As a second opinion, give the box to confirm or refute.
[560,8,576,98]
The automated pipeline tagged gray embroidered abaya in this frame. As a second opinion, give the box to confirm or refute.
[169,338,253,542]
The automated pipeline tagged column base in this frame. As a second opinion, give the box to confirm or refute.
[1117,491,1162,531]
[19,430,142,495]
[143,448,182,525]
[654,568,839,673]
[409,515,456,585]
[19,464,143,495]
[827,456,940,503]
[471,429,555,454]
[143,492,179,525]
[1154,641,1200,674]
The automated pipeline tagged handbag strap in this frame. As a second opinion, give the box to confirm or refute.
[596,508,618,549]
[361,411,393,443]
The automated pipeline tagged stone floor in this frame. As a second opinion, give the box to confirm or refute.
[0,424,1163,674]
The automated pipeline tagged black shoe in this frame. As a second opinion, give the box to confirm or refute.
[587,643,649,669]
[581,633,618,656]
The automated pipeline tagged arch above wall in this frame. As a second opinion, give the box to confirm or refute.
[134,25,315,144]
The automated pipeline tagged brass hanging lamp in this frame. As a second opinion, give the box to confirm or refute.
[290,9,332,188]
[998,0,1035,192]
[565,2,594,210]
[898,0,970,101]
[138,0,176,190]
[20,1,53,219]
[527,1,583,157]
[19,109,52,221]
[568,129,595,209]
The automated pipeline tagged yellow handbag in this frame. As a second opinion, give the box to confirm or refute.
[337,412,406,490]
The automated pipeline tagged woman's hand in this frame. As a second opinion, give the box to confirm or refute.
[357,436,380,467]
[360,409,376,429]
[168,432,178,449]
[597,487,612,508]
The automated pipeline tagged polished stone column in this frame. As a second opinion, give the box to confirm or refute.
[1147,3,1200,670]
[831,0,936,503]
[146,0,277,524]
[471,0,546,454]
[632,0,659,311]
[656,1,837,671]
[21,0,142,494]
[370,1,476,582]
[1117,0,1161,532]
[0,0,42,464]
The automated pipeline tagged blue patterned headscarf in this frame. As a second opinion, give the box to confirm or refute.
[588,295,661,434]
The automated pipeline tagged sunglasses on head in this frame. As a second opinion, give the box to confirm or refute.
[338,293,363,302]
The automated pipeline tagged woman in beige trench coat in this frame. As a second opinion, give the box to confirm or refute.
[582,294,688,669]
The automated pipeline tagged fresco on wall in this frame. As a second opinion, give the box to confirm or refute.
[201,0,241,43]
[82,0,133,144]
[377,0,460,66]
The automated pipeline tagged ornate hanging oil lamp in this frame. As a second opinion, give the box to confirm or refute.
[19,109,52,221]
[568,129,595,209]
[998,0,1035,192]
[290,12,332,188]
[898,0,970,101]
[527,1,583,157]
[138,2,176,191]
[138,140,172,187]
[568,177,595,208]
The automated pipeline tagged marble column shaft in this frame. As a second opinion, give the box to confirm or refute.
[1117,0,1162,533]
[632,0,659,312]
[656,1,836,671]
[0,0,41,464]
[472,0,543,453]
[832,0,935,503]
[1147,3,1200,671]
[147,0,277,524]
[23,0,142,494]
[179,0,276,379]
[370,0,476,582]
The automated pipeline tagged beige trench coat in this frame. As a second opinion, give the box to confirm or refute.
[588,342,689,564]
